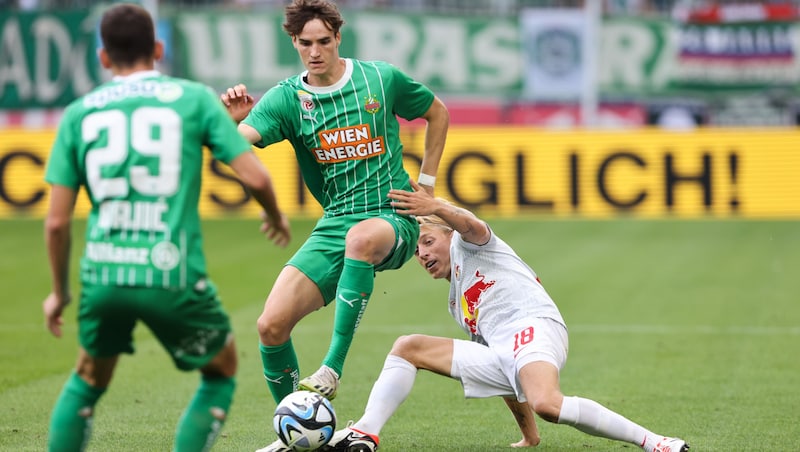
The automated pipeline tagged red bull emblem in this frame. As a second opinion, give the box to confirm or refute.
[460,270,495,334]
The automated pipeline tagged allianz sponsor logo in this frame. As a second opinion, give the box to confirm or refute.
[86,242,149,265]
[85,240,181,271]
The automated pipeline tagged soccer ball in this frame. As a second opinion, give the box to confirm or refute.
[273,390,337,451]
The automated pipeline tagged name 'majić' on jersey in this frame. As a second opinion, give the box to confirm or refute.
[45,71,252,289]
[243,58,435,218]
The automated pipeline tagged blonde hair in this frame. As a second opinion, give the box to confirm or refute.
[416,197,455,232]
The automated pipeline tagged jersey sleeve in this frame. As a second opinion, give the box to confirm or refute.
[389,64,435,121]
[201,86,253,164]
[241,85,291,149]
[44,104,82,189]
[455,227,496,251]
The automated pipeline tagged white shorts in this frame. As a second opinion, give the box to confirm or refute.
[450,317,568,402]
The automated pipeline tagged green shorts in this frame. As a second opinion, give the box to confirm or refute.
[288,212,420,305]
[77,280,231,371]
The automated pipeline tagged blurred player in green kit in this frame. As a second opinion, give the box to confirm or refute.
[220,1,448,448]
[42,4,291,451]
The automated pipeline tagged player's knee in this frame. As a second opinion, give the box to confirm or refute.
[531,395,562,423]
[256,314,290,344]
[389,334,426,361]
[344,232,377,258]
[203,342,237,378]
[389,334,412,356]
[344,225,393,264]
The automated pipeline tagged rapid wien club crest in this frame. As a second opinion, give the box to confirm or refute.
[364,94,381,114]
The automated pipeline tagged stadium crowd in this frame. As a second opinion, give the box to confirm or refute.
[6,0,795,17]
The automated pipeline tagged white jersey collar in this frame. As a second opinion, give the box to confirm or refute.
[112,70,161,82]
[300,58,353,94]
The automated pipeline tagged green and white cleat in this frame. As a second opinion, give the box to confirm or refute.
[297,365,340,400]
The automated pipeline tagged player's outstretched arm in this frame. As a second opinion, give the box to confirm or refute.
[388,179,490,245]
[417,96,449,195]
[229,152,291,248]
[503,397,541,448]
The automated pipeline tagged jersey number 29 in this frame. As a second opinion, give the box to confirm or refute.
[84,107,181,201]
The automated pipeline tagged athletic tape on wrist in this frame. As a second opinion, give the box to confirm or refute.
[418,173,436,186]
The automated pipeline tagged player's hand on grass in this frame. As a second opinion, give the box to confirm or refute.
[260,211,291,248]
[43,292,71,338]
[510,427,541,448]
[388,179,439,216]
[510,438,540,448]
[220,83,255,123]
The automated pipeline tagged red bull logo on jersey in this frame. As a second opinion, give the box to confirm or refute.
[364,94,381,114]
[313,124,386,163]
[460,270,495,334]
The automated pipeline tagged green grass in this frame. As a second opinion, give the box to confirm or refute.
[1,218,799,451]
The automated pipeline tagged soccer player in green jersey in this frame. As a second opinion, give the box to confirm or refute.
[220,0,448,446]
[42,4,291,452]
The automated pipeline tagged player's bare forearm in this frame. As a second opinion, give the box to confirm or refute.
[249,183,291,248]
[45,222,71,303]
[388,180,490,245]
[43,185,76,338]
[44,185,76,303]
[504,397,541,448]
[229,152,291,247]
[418,96,449,194]
[434,198,490,246]
[237,123,262,145]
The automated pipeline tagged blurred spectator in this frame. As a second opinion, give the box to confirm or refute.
[657,107,698,130]
[2,0,37,9]
[17,0,789,17]
[230,0,284,7]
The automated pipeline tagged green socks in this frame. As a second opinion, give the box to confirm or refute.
[48,372,105,452]
[260,339,299,403]
[173,375,235,452]
[47,372,234,452]
[261,258,374,402]
[323,257,375,378]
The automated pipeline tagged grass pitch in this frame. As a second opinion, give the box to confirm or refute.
[1,217,798,451]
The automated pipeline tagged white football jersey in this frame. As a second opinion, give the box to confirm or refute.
[447,227,566,344]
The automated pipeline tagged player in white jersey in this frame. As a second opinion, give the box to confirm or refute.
[322,180,689,452]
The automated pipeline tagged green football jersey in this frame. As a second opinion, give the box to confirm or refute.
[45,71,251,289]
[243,58,435,217]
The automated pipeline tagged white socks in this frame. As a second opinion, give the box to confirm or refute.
[353,354,417,436]
[557,395,659,449]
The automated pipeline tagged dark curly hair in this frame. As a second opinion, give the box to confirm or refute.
[283,0,345,37]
